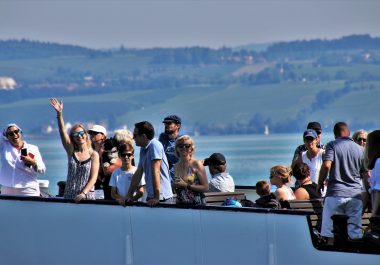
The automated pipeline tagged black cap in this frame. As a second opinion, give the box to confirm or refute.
[203,153,226,166]
[162,115,182,124]
[307,121,322,133]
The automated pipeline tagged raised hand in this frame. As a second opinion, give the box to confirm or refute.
[50,98,63,113]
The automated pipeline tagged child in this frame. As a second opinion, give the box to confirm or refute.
[110,143,145,205]
[255,180,281,209]
[203,153,235,192]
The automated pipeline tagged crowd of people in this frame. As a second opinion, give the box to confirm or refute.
[1,98,380,242]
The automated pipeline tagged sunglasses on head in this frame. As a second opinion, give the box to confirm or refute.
[178,144,191,149]
[119,152,134,158]
[72,131,86,137]
[7,129,20,136]
[357,137,366,142]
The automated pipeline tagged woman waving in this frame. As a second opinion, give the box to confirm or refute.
[50,98,99,202]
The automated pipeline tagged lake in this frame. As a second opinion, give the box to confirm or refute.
[32,133,335,196]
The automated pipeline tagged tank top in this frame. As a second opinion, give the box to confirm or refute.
[176,167,206,205]
[64,153,95,200]
[283,185,296,200]
[301,149,324,184]
[300,183,321,199]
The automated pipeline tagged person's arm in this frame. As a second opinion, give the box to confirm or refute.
[126,166,144,201]
[50,98,72,154]
[147,159,162,206]
[132,185,145,201]
[111,187,121,200]
[294,187,310,200]
[274,188,287,202]
[74,151,100,203]
[103,158,122,176]
[292,145,302,162]
[188,161,209,192]
[29,146,46,174]
[317,160,331,192]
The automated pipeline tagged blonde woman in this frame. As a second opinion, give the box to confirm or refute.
[50,98,99,202]
[173,135,208,205]
[269,165,295,202]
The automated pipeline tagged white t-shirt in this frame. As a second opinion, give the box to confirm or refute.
[301,149,324,184]
[109,167,146,197]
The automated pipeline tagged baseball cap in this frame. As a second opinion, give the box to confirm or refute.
[303,129,318,139]
[162,115,182,124]
[203,153,226,166]
[88,125,107,136]
[307,122,322,133]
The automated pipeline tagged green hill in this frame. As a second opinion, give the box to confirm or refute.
[1,36,380,134]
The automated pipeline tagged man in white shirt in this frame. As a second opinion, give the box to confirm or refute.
[204,153,235,192]
[0,124,46,196]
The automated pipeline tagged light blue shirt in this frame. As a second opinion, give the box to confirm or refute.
[138,138,173,200]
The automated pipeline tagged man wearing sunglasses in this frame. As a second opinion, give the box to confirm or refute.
[0,123,46,196]
[158,115,182,181]
[88,124,117,199]
[126,121,173,206]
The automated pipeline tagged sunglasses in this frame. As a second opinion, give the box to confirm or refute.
[164,121,175,125]
[119,152,134,158]
[7,129,20,136]
[178,144,191,149]
[72,131,86,137]
[88,131,100,136]
[357,138,366,142]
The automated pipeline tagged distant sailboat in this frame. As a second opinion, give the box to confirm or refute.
[264,125,269,135]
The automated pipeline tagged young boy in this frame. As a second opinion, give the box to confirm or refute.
[110,143,145,205]
[255,180,280,209]
[203,153,235,192]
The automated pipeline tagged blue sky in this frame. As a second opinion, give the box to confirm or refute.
[0,0,379,49]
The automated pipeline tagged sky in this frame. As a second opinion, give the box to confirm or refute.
[0,0,379,49]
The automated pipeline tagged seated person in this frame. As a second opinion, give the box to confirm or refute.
[270,165,296,202]
[292,162,321,200]
[203,153,235,192]
[110,143,145,205]
[254,180,280,209]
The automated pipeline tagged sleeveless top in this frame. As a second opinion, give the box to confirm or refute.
[300,183,321,199]
[282,185,296,200]
[301,149,324,184]
[64,153,95,200]
[176,167,206,206]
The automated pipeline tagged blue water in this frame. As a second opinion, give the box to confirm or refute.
[32,133,335,196]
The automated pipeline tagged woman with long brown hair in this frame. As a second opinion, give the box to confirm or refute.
[50,98,99,202]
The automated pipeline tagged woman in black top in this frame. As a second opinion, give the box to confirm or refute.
[292,162,321,200]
